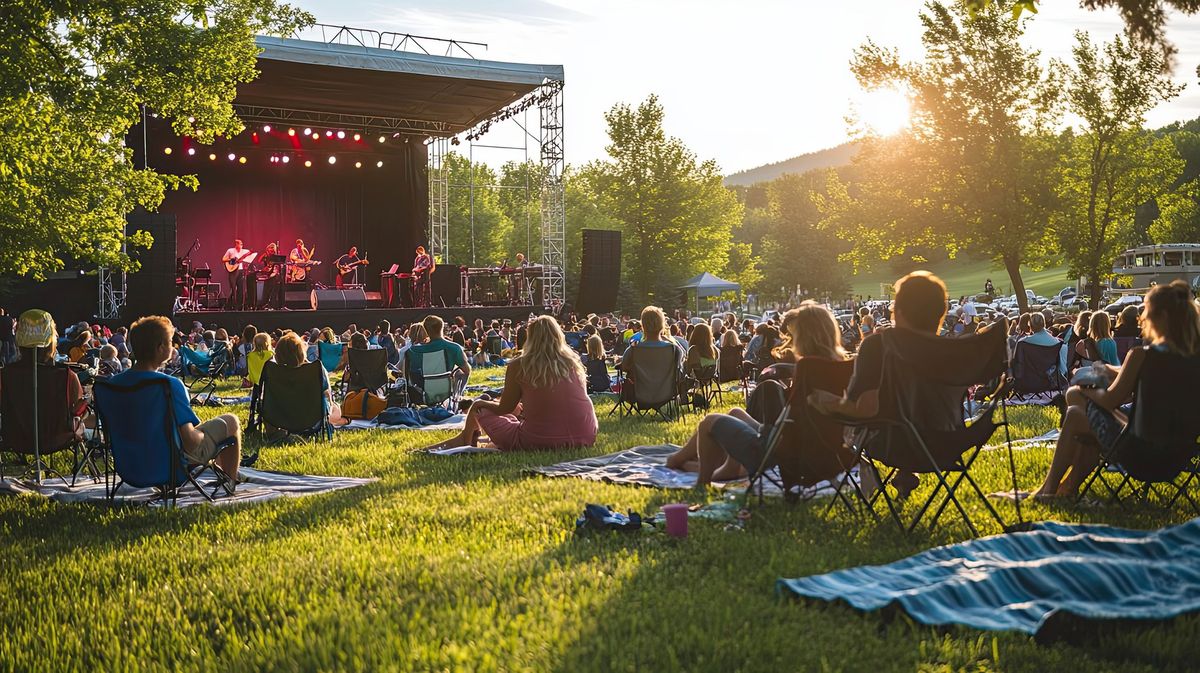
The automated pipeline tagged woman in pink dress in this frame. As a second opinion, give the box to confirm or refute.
[423,316,598,451]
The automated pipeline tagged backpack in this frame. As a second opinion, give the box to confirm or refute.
[343,389,387,420]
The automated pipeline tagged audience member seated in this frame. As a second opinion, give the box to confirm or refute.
[404,315,471,395]
[2,310,88,454]
[584,335,611,394]
[423,317,598,451]
[667,302,848,484]
[618,306,683,395]
[111,316,242,483]
[1032,281,1200,499]
[247,333,273,386]
[272,332,345,428]
[1113,304,1141,338]
[808,271,955,499]
[1018,312,1059,347]
[1088,311,1120,366]
[684,322,718,376]
[67,330,92,363]
[97,344,125,377]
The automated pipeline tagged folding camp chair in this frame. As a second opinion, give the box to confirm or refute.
[1114,337,1143,364]
[343,347,389,398]
[93,377,233,504]
[746,358,863,513]
[256,361,331,443]
[0,358,86,483]
[317,341,345,374]
[1076,346,1200,514]
[717,344,746,390]
[1009,340,1065,401]
[407,348,462,409]
[485,335,505,358]
[822,323,1021,537]
[183,343,227,406]
[610,344,683,420]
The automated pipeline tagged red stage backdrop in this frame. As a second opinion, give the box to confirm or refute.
[131,117,428,296]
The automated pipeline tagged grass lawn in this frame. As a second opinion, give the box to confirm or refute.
[2,367,1198,672]
[850,257,1074,302]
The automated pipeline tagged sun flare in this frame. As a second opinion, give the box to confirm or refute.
[853,88,911,136]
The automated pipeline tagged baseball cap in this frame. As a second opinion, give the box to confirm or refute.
[16,309,56,349]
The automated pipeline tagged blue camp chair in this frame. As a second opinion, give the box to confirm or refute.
[317,341,344,374]
[93,377,232,503]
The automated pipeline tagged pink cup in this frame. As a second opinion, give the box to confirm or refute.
[661,503,690,538]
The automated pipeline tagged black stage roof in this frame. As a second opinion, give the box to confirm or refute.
[237,36,565,136]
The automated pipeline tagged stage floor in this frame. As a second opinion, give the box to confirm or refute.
[174,305,542,334]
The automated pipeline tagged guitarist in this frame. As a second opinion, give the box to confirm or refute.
[288,238,315,283]
[334,246,369,289]
[222,239,253,310]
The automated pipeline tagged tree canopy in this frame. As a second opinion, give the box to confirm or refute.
[1,0,311,279]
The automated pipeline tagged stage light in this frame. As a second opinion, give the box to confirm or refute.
[238,156,247,164]
[353,133,361,142]
[304,160,312,167]
[186,148,196,156]
[303,128,312,135]
[263,124,272,133]
[251,132,259,144]
[288,128,296,136]
[163,147,172,155]
[281,155,290,164]
[354,161,362,168]
[376,160,383,168]
[208,153,217,161]
[328,156,337,165]
[311,132,320,140]
[227,153,236,161]
[378,135,385,143]
[336,130,345,139]
[269,156,276,164]
[325,130,333,138]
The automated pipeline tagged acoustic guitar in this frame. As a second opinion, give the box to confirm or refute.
[224,250,256,273]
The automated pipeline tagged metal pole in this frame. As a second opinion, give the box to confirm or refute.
[469,143,476,265]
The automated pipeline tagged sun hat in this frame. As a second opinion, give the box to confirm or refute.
[16,309,56,349]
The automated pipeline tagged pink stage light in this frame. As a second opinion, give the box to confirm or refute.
[281,155,290,164]
[263,125,272,133]
[336,130,345,139]
[227,153,236,161]
[186,148,195,156]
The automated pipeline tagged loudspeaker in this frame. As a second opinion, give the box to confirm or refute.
[576,229,621,314]
[285,284,312,309]
[311,288,368,310]
[124,212,177,320]
[430,265,461,307]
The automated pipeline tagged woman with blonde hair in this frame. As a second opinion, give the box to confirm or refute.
[1033,280,1200,498]
[668,302,848,484]
[423,316,598,451]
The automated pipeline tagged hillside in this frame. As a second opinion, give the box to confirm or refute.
[724,142,859,186]
[849,257,1074,301]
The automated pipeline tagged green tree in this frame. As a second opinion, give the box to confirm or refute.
[496,160,547,260]
[445,152,512,266]
[589,96,742,308]
[758,170,849,302]
[563,164,622,303]
[1054,31,1184,307]
[843,0,1064,311]
[1,0,311,279]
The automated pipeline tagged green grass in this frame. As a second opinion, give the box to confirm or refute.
[2,370,1198,672]
[850,257,1074,302]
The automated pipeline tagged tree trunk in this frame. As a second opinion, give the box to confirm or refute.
[1003,255,1029,314]
[1087,269,1103,311]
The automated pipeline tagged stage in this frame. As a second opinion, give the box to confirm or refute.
[174,304,541,334]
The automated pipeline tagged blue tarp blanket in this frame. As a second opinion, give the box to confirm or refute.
[778,517,1200,641]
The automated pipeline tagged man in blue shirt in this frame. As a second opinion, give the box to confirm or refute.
[112,316,242,484]
[1018,312,1061,348]
[405,315,471,393]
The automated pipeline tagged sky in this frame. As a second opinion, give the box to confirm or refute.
[290,0,1200,174]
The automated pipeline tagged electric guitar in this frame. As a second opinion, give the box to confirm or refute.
[224,250,257,273]
[337,256,370,276]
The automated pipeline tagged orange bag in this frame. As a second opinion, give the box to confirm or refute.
[343,390,387,420]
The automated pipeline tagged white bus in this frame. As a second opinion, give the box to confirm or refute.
[1111,243,1200,291]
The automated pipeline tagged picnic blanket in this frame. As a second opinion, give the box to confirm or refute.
[0,468,375,508]
[529,444,852,498]
[778,517,1200,641]
[339,413,466,432]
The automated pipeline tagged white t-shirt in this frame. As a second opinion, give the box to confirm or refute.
[224,247,246,270]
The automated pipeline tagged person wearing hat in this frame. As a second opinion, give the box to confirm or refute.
[2,310,87,451]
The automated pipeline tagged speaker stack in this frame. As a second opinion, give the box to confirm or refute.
[576,229,622,314]
[124,212,178,320]
[430,265,462,307]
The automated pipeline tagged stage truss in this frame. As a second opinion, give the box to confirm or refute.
[428,136,450,265]
[539,84,566,310]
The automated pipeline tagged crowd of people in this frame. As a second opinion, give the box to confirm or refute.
[4,268,1198,504]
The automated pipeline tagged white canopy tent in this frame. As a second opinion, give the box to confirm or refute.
[677,272,741,314]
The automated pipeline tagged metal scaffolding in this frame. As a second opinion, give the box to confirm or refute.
[97,268,125,320]
[428,136,450,263]
[538,82,566,310]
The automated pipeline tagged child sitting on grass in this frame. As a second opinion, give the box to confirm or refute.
[247,333,273,386]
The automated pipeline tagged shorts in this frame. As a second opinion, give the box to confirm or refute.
[709,415,768,471]
[1085,400,1130,456]
[186,418,231,464]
